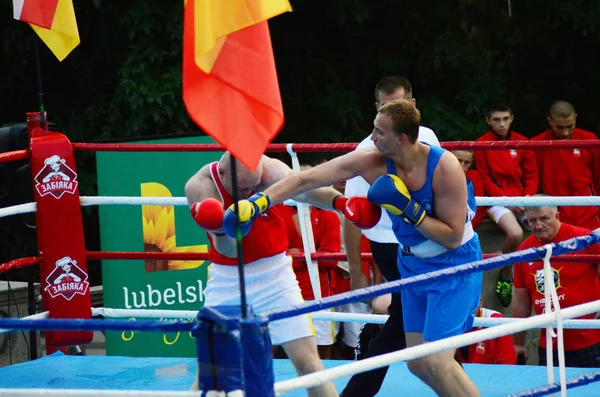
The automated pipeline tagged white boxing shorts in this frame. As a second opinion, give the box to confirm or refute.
[204,252,315,345]
[309,307,336,346]
[487,205,512,223]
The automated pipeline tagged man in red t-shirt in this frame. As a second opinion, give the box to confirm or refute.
[513,202,600,367]
[282,203,341,359]
[474,103,539,308]
[456,295,517,365]
[531,100,600,230]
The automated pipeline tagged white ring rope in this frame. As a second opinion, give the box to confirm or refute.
[273,299,600,395]
[88,307,600,329]
[2,195,600,219]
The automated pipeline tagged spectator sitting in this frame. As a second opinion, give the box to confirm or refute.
[512,201,600,367]
[451,150,487,230]
[474,102,539,308]
[455,295,517,365]
[531,100,600,230]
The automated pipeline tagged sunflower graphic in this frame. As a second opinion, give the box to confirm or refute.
[141,182,206,272]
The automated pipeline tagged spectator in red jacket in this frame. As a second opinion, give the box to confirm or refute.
[282,202,341,359]
[531,100,600,230]
[474,102,539,308]
[513,201,600,367]
[452,150,487,229]
[456,295,517,365]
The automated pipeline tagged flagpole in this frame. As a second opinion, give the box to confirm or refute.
[34,38,47,129]
[230,157,248,319]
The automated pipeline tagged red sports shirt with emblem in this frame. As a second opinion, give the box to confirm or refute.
[282,205,341,300]
[514,223,600,350]
[474,131,538,197]
[206,162,288,265]
[531,128,600,229]
[457,309,517,365]
[466,169,487,229]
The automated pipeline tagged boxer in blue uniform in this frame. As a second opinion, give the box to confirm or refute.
[225,99,482,397]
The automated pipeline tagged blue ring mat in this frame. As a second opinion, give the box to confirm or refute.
[0,352,598,396]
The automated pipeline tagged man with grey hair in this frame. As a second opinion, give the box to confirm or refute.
[512,200,600,367]
[531,100,600,230]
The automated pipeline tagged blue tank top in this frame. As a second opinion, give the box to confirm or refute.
[386,145,476,247]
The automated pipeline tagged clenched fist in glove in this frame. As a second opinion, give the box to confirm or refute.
[333,195,381,229]
[368,174,426,226]
[190,198,225,233]
[222,192,271,238]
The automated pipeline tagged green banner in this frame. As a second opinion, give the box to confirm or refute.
[97,135,222,357]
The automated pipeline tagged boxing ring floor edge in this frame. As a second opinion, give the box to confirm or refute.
[0,352,597,396]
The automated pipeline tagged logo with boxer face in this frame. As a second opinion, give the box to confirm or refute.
[533,268,561,294]
[34,155,78,199]
[45,257,89,301]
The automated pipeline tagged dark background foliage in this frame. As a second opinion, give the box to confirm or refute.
[1,0,600,284]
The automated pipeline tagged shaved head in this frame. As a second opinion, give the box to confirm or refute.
[549,100,576,120]
[218,152,263,198]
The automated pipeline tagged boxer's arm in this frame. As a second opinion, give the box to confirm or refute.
[184,166,237,257]
[261,151,373,208]
[419,153,468,249]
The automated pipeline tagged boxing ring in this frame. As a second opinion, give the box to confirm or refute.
[1,123,600,396]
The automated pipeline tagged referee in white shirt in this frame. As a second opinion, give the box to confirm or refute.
[340,77,440,397]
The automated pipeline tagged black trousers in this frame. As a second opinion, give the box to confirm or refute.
[340,241,407,397]
[538,342,600,368]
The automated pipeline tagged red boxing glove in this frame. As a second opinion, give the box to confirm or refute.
[191,198,225,232]
[333,195,381,229]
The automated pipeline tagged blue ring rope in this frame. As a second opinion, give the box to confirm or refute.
[0,230,598,333]
[505,371,600,397]
[266,230,600,322]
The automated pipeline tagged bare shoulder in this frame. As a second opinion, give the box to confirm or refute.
[351,147,387,183]
[260,156,293,188]
[184,163,219,204]
[434,151,466,189]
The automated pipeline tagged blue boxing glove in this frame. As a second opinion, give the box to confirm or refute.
[222,192,271,238]
[367,174,426,226]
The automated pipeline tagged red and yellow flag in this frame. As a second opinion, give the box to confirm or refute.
[183,0,292,171]
[13,0,80,61]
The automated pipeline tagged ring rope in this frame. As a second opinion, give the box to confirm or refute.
[3,308,600,336]
[67,140,600,152]
[2,195,600,220]
[0,252,598,275]
[3,139,600,164]
[507,371,600,397]
[273,299,600,395]
[91,307,600,329]
[3,252,597,276]
[1,232,597,333]
[266,231,600,322]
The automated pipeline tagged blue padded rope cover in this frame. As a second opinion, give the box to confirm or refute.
[194,306,244,393]
[240,315,274,397]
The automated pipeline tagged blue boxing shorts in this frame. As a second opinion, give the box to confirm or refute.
[398,235,483,342]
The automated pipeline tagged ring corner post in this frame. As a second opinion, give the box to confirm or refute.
[28,116,93,354]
